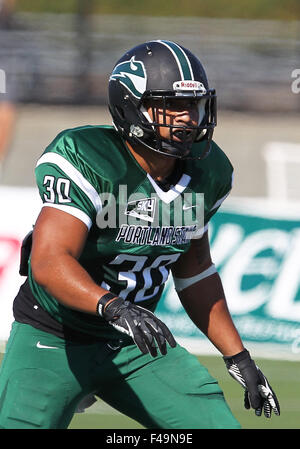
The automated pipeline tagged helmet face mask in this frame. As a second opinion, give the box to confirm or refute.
[138,90,216,159]
[108,40,217,160]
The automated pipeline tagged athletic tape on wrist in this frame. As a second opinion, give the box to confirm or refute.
[97,292,118,317]
[173,263,217,292]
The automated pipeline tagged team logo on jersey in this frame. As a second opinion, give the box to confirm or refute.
[109,56,147,98]
[125,197,156,223]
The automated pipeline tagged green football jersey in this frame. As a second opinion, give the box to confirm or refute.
[29,125,233,339]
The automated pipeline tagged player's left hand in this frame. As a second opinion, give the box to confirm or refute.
[223,349,280,418]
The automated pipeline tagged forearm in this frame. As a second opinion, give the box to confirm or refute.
[177,272,244,356]
[31,253,109,315]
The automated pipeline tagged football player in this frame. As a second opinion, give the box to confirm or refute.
[0,40,279,429]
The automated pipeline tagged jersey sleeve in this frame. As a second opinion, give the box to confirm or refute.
[204,171,234,227]
[35,136,102,230]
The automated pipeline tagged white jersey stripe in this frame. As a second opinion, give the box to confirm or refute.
[36,152,102,213]
[147,172,191,204]
[210,173,234,211]
[210,191,231,212]
[42,203,93,230]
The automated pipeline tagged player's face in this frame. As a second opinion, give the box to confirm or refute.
[145,98,200,144]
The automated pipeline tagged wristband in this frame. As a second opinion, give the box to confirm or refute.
[223,348,249,364]
[97,292,118,317]
[173,264,217,292]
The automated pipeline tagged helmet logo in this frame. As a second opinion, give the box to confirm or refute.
[173,80,207,94]
[110,56,147,99]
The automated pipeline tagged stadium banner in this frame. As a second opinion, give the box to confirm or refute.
[1,186,300,359]
[157,198,300,360]
[0,186,41,345]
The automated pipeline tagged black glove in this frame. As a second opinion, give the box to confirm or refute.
[97,294,177,357]
[223,349,280,418]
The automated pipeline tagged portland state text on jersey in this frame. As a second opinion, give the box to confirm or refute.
[116,224,198,246]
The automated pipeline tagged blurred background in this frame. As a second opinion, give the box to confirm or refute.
[0,0,300,429]
[0,0,299,195]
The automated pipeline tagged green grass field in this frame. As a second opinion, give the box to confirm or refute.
[0,353,298,429]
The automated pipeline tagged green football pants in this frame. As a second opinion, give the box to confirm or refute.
[0,321,240,429]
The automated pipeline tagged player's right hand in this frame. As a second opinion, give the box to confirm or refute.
[98,296,177,357]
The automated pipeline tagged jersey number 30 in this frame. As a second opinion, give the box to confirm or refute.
[43,175,71,203]
[102,253,180,303]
